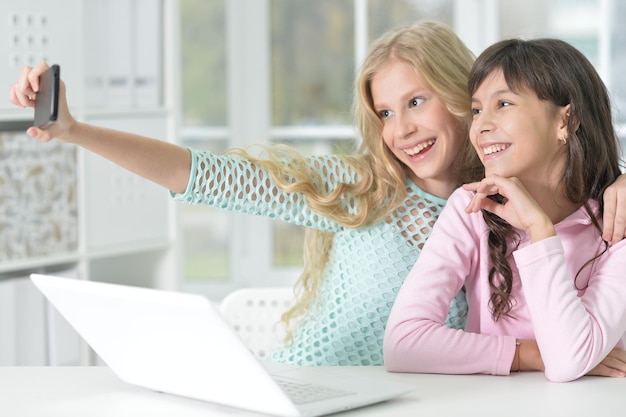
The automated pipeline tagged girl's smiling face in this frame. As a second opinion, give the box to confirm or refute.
[470,69,569,185]
[371,59,466,199]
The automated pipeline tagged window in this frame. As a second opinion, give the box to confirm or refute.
[179,0,230,290]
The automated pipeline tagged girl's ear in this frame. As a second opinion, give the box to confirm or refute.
[557,103,579,141]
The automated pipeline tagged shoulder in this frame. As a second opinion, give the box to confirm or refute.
[446,187,475,209]
[434,187,487,235]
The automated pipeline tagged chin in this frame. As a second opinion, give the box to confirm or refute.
[483,166,499,176]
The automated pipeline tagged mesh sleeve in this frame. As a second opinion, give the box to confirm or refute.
[172,149,361,231]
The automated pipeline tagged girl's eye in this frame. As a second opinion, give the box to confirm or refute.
[498,100,512,108]
[471,108,481,116]
[410,97,425,107]
[378,109,392,119]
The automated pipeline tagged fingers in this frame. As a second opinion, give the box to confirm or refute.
[588,359,626,377]
[587,363,626,378]
[602,191,616,243]
[29,61,50,93]
[607,347,626,363]
[601,356,626,373]
[9,83,21,106]
[464,178,504,214]
[613,210,626,243]
[18,65,37,99]
[602,184,626,245]
[587,348,626,377]
[462,182,480,192]
[10,82,35,108]
[465,192,495,214]
[466,199,501,217]
[25,126,54,142]
[9,62,50,108]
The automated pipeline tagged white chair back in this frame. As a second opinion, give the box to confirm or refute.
[219,287,294,359]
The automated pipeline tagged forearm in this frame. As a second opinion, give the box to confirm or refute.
[515,339,544,372]
[515,236,626,381]
[67,122,191,194]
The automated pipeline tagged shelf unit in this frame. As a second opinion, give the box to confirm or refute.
[0,0,180,365]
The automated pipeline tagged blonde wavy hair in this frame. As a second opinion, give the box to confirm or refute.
[228,21,480,340]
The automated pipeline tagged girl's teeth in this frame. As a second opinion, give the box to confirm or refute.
[483,144,509,155]
[405,139,435,156]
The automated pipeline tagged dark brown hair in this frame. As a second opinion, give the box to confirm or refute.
[468,38,623,321]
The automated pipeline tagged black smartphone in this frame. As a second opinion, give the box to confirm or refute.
[34,64,60,128]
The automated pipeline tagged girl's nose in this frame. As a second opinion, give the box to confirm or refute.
[471,110,495,137]
[394,112,417,139]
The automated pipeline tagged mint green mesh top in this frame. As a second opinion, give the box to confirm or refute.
[172,149,467,366]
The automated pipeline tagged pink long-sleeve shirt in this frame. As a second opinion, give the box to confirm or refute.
[384,188,626,382]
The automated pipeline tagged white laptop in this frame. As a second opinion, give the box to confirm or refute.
[30,274,413,417]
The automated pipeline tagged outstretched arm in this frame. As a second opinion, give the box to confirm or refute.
[9,62,191,194]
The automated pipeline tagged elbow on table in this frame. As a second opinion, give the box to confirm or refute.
[383,347,405,372]
[383,328,419,372]
[543,363,585,383]
[382,334,399,371]
[541,346,596,382]
[383,316,443,372]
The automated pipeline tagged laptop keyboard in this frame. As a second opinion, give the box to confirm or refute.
[274,378,355,404]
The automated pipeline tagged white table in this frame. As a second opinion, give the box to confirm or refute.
[1,366,624,416]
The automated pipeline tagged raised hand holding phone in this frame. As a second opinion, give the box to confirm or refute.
[10,62,71,143]
[33,64,60,128]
